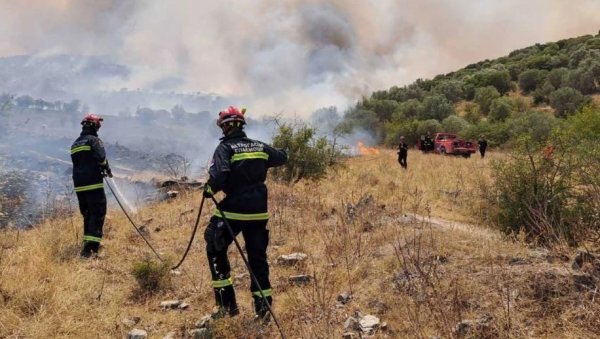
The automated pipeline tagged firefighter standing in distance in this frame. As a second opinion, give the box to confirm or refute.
[421,131,434,153]
[70,114,112,258]
[203,106,287,320]
[397,136,408,169]
[478,134,488,158]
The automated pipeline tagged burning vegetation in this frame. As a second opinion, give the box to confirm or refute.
[357,141,380,155]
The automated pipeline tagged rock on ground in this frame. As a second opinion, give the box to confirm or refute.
[128,328,147,339]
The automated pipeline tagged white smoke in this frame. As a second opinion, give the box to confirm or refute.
[0,1,599,116]
[106,177,138,214]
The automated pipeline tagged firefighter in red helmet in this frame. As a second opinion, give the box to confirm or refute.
[70,113,112,258]
[203,106,287,320]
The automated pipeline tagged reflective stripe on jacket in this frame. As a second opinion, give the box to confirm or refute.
[71,127,108,192]
[207,130,287,219]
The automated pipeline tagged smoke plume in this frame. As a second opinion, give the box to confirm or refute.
[1,0,599,115]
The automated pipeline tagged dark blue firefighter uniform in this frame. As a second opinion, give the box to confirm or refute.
[70,126,110,256]
[204,129,287,317]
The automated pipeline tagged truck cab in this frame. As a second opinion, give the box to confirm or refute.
[433,133,477,157]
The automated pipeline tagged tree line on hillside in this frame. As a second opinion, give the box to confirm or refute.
[339,32,600,148]
[0,93,220,128]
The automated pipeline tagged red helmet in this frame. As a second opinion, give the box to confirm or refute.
[81,113,103,128]
[217,106,246,127]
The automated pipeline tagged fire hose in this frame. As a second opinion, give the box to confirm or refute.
[104,177,164,262]
[106,178,285,336]
[171,194,205,270]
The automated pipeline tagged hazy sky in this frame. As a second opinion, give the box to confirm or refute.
[1,0,599,115]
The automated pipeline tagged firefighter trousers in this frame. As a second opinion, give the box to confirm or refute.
[205,217,271,306]
[76,188,107,245]
[398,153,407,169]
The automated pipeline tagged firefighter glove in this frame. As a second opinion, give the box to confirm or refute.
[203,184,214,198]
[102,167,113,178]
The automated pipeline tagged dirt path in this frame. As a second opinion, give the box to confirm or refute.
[419,215,501,241]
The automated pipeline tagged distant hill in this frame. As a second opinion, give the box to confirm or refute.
[0,54,231,114]
[342,32,600,146]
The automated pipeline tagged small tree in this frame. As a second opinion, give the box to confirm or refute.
[441,115,469,134]
[271,122,341,183]
[416,119,441,136]
[420,94,454,121]
[160,153,190,178]
[397,99,423,119]
[474,86,500,114]
[433,80,465,103]
[488,97,513,122]
[518,69,546,94]
[532,81,555,105]
[547,67,569,88]
[506,110,556,143]
[463,102,481,124]
[548,87,587,117]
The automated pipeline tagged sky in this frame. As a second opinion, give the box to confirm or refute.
[0,0,599,116]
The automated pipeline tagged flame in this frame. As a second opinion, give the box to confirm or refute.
[357,141,380,155]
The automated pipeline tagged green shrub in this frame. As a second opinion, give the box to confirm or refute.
[548,87,587,117]
[531,81,555,105]
[338,108,383,140]
[463,102,481,124]
[511,96,530,113]
[397,99,423,119]
[474,86,500,114]
[272,123,341,183]
[547,68,569,88]
[490,137,579,244]
[489,97,513,122]
[420,94,455,121]
[132,258,172,294]
[384,119,420,146]
[467,69,512,94]
[463,121,510,147]
[433,80,464,103]
[490,108,600,245]
[441,115,470,134]
[568,65,599,94]
[506,110,556,143]
[518,69,546,94]
[416,119,441,136]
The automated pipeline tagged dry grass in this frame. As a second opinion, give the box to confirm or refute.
[1,150,598,338]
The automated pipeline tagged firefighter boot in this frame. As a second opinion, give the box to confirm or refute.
[80,241,100,258]
[253,295,273,323]
[211,286,239,319]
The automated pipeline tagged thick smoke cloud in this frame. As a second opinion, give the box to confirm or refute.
[1,0,600,115]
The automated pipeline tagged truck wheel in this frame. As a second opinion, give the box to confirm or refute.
[463,153,471,158]
[440,147,446,155]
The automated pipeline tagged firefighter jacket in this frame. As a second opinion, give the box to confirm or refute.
[71,127,109,192]
[398,142,408,156]
[206,130,287,221]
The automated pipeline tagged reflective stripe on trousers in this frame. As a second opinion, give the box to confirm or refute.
[74,183,104,192]
[212,276,234,288]
[213,210,269,220]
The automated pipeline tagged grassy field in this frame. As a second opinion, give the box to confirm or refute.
[1,149,598,338]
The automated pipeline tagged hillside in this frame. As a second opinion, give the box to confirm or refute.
[0,54,230,115]
[342,32,600,147]
[2,151,598,338]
